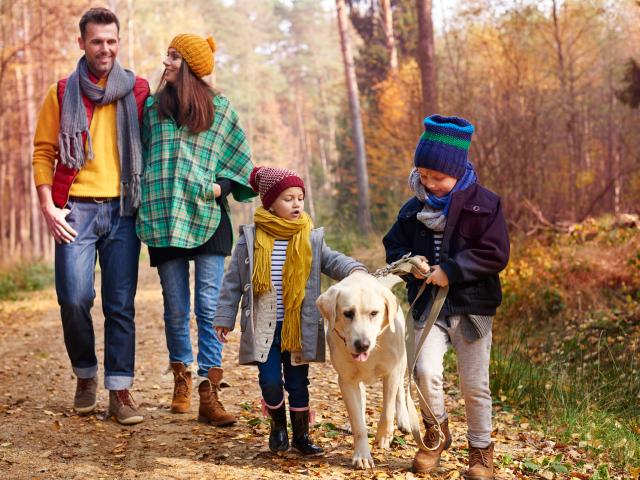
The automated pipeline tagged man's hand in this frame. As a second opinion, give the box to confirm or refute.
[215,326,230,343]
[213,182,222,198]
[43,204,77,244]
[37,185,77,244]
[425,265,449,287]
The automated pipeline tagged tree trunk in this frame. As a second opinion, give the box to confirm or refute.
[315,73,336,187]
[22,0,43,259]
[295,87,316,221]
[379,0,398,72]
[335,0,372,234]
[416,0,438,116]
[127,0,135,70]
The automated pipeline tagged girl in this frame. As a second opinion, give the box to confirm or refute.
[136,33,255,425]
[214,166,366,455]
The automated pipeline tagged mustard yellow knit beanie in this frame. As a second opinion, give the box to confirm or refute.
[169,33,216,78]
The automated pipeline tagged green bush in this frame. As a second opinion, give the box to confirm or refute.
[0,262,53,300]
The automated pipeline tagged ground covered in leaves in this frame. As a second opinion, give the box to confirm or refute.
[0,263,631,479]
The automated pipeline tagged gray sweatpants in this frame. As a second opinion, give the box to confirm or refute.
[414,315,492,448]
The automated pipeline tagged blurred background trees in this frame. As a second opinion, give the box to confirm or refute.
[1,0,639,262]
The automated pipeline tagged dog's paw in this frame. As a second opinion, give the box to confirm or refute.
[352,449,375,469]
[375,431,393,449]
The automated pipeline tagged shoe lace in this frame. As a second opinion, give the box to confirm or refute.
[423,424,441,448]
[209,383,226,410]
[174,372,189,397]
[469,446,490,467]
[116,389,136,408]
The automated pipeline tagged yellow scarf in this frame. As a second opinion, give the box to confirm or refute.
[253,207,313,352]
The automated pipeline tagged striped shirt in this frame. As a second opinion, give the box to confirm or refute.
[433,232,444,263]
[271,240,289,322]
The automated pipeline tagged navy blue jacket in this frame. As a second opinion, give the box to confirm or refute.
[383,183,510,320]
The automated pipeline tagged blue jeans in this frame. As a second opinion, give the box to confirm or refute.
[258,322,309,408]
[55,199,140,390]
[157,254,225,378]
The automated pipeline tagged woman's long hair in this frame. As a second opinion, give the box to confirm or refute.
[156,61,215,134]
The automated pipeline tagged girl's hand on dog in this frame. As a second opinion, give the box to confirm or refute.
[215,326,230,343]
[425,265,449,287]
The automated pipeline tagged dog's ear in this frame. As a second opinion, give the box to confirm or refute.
[316,286,341,330]
[381,286,398,333]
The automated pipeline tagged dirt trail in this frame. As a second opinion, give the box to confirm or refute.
[0,263,599,479]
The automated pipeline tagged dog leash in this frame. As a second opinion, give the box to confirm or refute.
[374,254,448,452]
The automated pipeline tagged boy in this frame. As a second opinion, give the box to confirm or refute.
[383,115,509,479]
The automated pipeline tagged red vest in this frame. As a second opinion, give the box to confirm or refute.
[52,75,149,208]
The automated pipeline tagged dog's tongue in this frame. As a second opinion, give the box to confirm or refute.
[352,352,369,362]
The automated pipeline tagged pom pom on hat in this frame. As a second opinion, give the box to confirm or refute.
[414,114,474,179]
[250,166,305,209]
[169,33,216,78]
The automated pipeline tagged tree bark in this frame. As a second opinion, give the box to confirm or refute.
[379,0,398,72]
[22,0,43,259]
[336,0,372,234]
[416,0,438,116]
[127,0,135,70]
[295,86,316,221]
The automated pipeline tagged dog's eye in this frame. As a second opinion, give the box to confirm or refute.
[343,310,355,319]
[370,311,379,317]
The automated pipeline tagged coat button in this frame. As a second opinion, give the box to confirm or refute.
[243,284,250,292]
[244,257,250,264]
[245,309,250,317]
[472,205,480,212]
[420,230,426,236]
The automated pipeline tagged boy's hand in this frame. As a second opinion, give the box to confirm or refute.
[215,326,230,343]
[425,265,449,287]
[411,256,430,279]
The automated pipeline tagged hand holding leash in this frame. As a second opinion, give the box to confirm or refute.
[425,265,449,286]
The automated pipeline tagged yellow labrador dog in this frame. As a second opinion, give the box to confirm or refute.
[316,271,410,469]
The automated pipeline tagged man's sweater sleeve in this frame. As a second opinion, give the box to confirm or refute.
[32,84,60,187]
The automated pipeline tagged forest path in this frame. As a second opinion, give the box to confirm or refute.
[0,263,590,479]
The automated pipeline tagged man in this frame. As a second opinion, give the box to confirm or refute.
[32,8,149,425]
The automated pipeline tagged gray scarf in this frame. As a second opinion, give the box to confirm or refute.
[58,56,142,216]
[408,168,446,232]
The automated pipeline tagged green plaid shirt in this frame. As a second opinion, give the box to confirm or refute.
[136,94,255,248]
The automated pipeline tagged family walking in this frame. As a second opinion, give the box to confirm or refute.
[31,7,508,479]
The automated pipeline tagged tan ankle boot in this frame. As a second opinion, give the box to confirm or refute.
[467,442,494,479]
[412,418,452,473]
[170,362,192,413]
[198,367,236,426]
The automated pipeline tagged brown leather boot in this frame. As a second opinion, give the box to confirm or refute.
[170,362,192,413]
[198,367,236,426]
[412,418,452,473]
[466,442,494,479]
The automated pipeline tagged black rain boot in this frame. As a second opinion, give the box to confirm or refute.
[267,404,289,454]
[290,409,323,455]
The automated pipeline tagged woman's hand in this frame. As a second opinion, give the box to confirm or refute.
[425,265,449,287]
[213,183,222,198]
[215,326,230,343]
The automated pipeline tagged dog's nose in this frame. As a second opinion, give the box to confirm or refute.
[354,339,370,353]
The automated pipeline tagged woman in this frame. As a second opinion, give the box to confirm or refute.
[137,33,255,426]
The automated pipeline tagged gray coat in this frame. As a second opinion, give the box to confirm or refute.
[213,224,365,365]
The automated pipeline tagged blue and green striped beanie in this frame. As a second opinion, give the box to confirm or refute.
[414,115,474,179]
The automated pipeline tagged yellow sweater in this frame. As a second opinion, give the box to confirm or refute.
[32,78,121,197]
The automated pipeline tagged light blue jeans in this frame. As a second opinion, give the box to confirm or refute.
[157,254,225,378]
